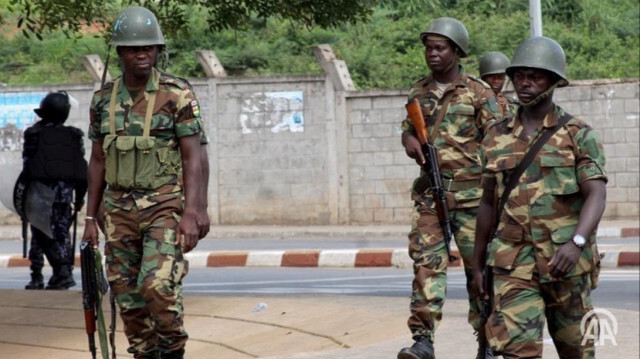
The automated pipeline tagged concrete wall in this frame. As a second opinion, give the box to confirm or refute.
[0,76,637,225]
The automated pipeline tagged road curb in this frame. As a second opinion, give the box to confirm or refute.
[1,248,638,269]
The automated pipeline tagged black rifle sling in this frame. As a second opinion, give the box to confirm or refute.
[495,113,572,223]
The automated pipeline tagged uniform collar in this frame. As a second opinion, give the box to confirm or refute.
[146,68,161,92]
[509,103,561,137]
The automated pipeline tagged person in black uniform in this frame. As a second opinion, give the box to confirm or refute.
[22,91,87,290]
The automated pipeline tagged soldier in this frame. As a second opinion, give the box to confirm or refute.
[472,36,607,359]
[398,17,501,359]
[81,6,204,359]
[22,91,87,290]
[478,51,518,117]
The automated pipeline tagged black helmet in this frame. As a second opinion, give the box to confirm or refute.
[34,91,70,122]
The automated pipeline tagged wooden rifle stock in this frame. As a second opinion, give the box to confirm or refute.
[406,98,429,145]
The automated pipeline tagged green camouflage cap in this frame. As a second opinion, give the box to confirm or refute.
[111,6,165,47]
[420,17,469,58]
[506,36,568,87]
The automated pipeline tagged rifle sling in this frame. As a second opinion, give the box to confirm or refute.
[495,113,571,224]
[429,89,455,142]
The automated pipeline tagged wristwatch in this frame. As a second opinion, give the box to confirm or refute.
[572,234,586,249]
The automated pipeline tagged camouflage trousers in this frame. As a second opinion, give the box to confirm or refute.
[104,194,189,358]
[487,273,595,359]
[406,204,481,342]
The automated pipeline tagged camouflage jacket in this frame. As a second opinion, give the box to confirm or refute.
[481,104,607,282]
[496,92,518,118]
[88,68,202,210]
[402,66,500,208]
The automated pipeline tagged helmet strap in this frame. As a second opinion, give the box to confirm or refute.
[159,47,169,71]
[520,80,561,108]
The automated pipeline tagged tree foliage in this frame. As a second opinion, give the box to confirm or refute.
[0,0,637,88]
[1,0,374,40]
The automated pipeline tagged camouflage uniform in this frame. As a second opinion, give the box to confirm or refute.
[480,104,607,358]
[88,68,202,357]
[495,92,518,118]
[401,66,500,341]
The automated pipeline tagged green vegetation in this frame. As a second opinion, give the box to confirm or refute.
[0,0,638,89]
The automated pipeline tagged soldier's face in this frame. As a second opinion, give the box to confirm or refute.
[482,73,506,95]
[117,45,159,79]
[423,39,458,73]
[512,68,552,103]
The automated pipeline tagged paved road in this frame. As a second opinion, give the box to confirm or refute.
[1,266,637,310]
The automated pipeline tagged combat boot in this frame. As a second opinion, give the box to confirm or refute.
[46,265,76,290]
[476,346,498,359]
[159,348,184,359]
[25,271,44,290]
[397,336,435,359]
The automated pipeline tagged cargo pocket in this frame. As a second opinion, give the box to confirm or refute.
[103,134,118,187]
[492,222,524,270]
[485,293,508,353]
[114,136,136,188]
[134,136,157,189]
[540,150,579,195]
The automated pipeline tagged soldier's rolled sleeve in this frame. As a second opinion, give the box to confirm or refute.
[174,89,202,138]
[88,96,105,142]
[574,127,607,184]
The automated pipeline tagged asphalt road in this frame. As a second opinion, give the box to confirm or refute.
[0,266,637,310]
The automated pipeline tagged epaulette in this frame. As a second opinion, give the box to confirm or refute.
[93,79,115,95]
[159,72,190,90]
[467,74,492,90]
[411,75,431,88]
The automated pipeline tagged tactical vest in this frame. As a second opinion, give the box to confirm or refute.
[103,78,182,190]
[26,126,88,181]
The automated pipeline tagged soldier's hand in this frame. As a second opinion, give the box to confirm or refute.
[549,242,582,279]
[82,218,100,249]
[402,133,426,165]
[472,269,488,301]
[196,209,210,240]
[176,212,199,253]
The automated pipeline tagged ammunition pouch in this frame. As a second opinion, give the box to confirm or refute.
[103,134,181,190]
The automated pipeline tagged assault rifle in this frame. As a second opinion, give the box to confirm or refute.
[478,263,493,358]
[405,98,457,262]
[80,242,111,359]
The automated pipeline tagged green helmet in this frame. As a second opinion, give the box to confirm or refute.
[506,36,568,87]
[420,17,469,58]
[111,6,165,47]
[479,51,510,77]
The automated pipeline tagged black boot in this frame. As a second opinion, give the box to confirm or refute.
[159,348,184,359]
[46,265,76,290]
[25,271,44,290]
[476,346,498,359]
[397,336,435,359]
